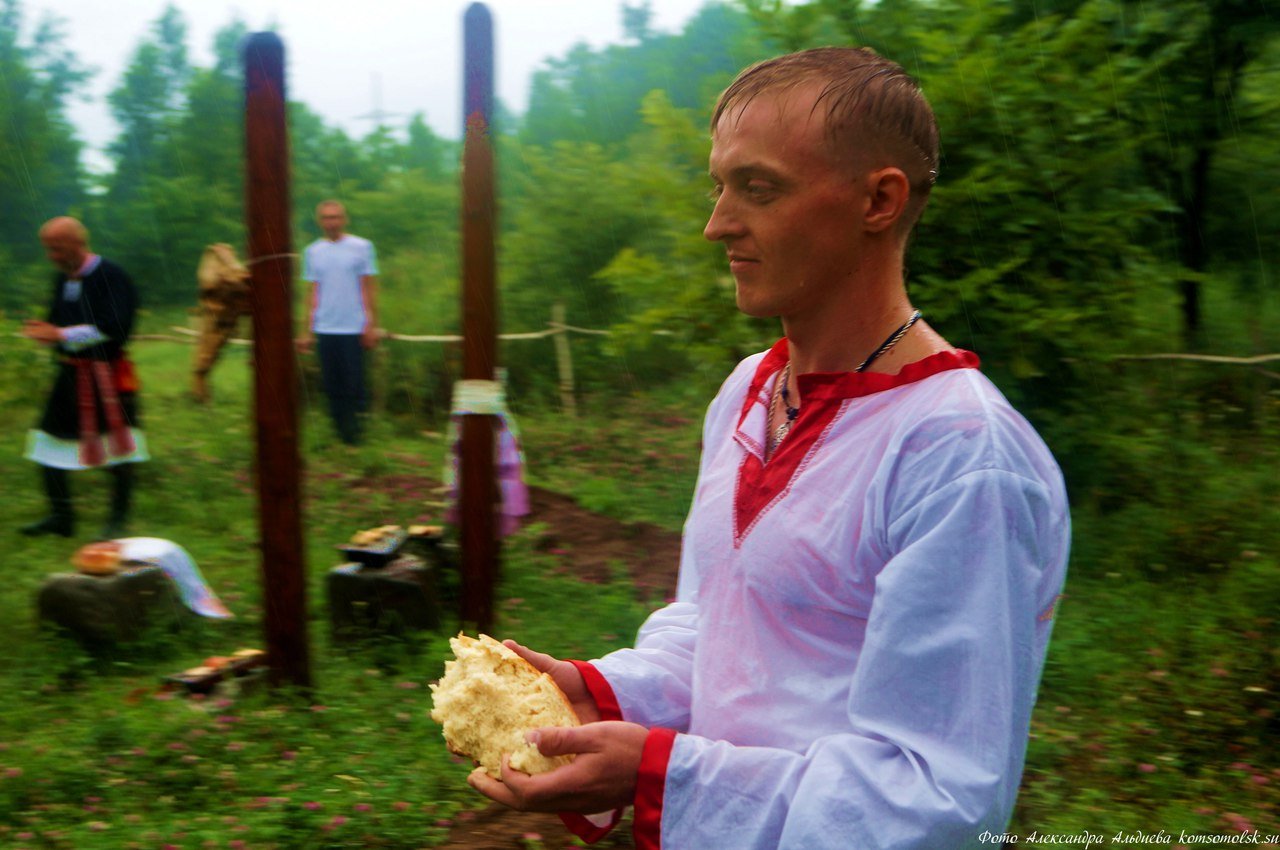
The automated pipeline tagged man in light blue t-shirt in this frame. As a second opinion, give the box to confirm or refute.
[296,200,379,445]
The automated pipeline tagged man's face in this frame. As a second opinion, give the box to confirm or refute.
[317,205,347,240]
[704,87,866,321]
[41,232,87,276]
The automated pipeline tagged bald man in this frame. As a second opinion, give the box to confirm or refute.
[21,217,148,539]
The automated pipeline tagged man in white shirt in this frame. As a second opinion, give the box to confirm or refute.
[296,200,379,445]
[468,47,1070,850]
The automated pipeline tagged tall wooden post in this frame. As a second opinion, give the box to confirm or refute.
[552,302,577,418]
[459,3,498,633]
[244,32,311,689]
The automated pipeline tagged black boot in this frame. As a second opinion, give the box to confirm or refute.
[21,466,74,537]
[98,464,133,540]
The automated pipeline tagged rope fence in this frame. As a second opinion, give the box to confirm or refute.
[14,317,1280,420]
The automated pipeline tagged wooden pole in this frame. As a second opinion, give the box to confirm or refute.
[459,3,498,633]
[243,32,311,689]
[552,302,577,418]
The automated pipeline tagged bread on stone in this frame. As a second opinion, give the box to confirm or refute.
[72,541,123,576]
[429,633,580,778]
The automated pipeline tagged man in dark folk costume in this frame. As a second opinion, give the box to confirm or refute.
[21,217,148,540]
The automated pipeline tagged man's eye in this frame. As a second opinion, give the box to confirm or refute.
[745,182,775,199]
[707,184,724,202]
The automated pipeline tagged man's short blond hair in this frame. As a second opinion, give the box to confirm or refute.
[712,47,940,231]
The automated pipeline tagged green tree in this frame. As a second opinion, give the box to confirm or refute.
[92,13,246,305]
[519,3,759,148]
[0,0,89,310]
[1122,0,1280,343]
[105,4,189,206]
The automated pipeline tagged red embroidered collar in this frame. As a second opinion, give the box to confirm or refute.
[731,338,980,545]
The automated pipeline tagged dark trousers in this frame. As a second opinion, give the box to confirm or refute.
[316,333,367,444]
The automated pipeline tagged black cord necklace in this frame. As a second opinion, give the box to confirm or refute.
[854,309,922,373]
[769,310,923,457]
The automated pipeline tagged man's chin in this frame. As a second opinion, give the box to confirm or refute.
[734,290,779,320]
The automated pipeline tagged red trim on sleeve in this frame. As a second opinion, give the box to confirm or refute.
[569,660,623,722]
[555,662,629,844]
[559,809,622,844]
[633,727,677,850]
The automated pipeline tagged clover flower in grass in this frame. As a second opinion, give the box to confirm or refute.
[1222,813,1255,833]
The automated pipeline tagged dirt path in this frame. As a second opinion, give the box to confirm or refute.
[437,486,682,849]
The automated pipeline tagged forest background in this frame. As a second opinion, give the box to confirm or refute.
[1,0,1279,843]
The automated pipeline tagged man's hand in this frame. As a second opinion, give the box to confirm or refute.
[21,320,61,345]
[361,325,380,350]
[503,640,601,725]
[294,332,314,355]
[467,721,648,814]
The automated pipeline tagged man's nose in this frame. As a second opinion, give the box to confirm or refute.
[703,195,741,243]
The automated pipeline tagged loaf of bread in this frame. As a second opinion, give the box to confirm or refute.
[72,541,123,576]
[429,633,580,778]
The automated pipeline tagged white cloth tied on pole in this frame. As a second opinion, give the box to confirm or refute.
[444,378,530,536]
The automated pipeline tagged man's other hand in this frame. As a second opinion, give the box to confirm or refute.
[294,332,314,354]
[467,721,648,814]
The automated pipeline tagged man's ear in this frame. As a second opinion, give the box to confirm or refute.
[864,167,910,234]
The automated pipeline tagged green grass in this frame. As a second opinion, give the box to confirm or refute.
[0,315,651,849]
[1,308,1278,846]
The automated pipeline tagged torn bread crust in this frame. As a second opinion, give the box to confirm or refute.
[429,633,580,779]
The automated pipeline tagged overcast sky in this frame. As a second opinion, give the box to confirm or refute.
[16,0,713,170]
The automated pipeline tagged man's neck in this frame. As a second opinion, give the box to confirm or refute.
[67,253,97,280]
[780,252,915,374]
[324,232,346,242]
